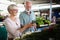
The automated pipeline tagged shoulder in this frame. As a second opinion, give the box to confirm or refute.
[19,11,26,17]
[20,11,25,15]
[3,18,11,26]
[4,17,11,23]
[31,11,34,14]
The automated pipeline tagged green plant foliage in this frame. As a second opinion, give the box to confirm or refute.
[0,16,4,19]
[36,17,51,25]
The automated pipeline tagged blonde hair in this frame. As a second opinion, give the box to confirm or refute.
[7,4,17,12]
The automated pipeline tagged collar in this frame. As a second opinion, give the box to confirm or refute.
[25,10,31,12]
[25,10,32,15]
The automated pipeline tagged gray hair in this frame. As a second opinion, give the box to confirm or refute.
[7,4,17,12]
[24,0,32,6]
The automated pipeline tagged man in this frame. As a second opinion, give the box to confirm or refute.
[19,1,36,33]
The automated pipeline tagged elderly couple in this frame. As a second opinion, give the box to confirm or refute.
[4,1,36,40]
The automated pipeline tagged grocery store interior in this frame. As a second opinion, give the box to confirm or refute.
[0,0,60,40]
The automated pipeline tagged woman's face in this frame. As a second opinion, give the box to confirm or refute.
[9,6,18,16]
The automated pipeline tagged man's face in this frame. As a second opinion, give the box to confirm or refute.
[25,1,32,11]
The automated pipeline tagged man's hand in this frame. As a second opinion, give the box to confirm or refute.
[32,23,37,29]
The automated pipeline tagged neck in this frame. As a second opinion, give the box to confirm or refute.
[10,15,16,20]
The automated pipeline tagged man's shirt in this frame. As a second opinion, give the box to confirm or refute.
[19,11,36,26]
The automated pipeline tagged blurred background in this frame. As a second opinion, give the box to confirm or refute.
[0,0,60,21]
[0,0,60,40]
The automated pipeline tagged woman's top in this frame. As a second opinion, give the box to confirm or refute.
[4,17,21,38]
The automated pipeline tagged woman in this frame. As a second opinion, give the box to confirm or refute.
[4,4,33,40]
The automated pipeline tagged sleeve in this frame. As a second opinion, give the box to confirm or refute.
[19,13,24,26]
[4,20,22,37]
[32,11,36,21]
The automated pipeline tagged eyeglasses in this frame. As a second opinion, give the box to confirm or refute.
[9,9,18,11]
